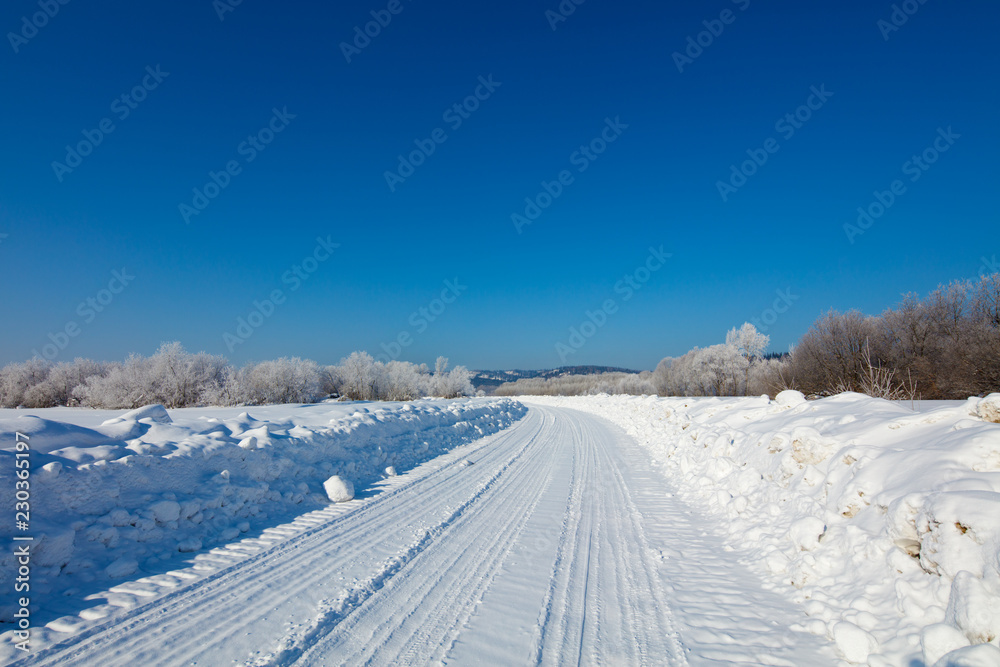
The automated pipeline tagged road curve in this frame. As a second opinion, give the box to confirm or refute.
[11,405,831,666]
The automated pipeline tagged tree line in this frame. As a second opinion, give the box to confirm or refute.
[497,274,999,400]
[4,274,996,406]
[777,274,999,399]
[0,345,475,409]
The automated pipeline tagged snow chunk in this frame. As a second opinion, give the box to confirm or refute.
[177,538,202,553]
[115,404,172,424]
[105,557,138,579]
[775,389,806,407]
[385,466,397,477]
[933,644,1000,667]
[922,623,971,667]
[790,427,837,466]
[32,530,75,568]
[789,517,826,552]
[108,508,131,527]
[945,571,1000,644]
[976,393,1000,424]
[40,461,62,476]
[833,620,879,663]
[149,500,181,524]
[323,476,355,503]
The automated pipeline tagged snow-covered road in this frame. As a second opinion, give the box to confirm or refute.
[10,405,833,666]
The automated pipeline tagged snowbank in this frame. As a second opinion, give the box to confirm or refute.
[0,397,525,622]
[525,393,1000,665]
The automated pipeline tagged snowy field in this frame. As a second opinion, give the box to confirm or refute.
[1,393,999,666]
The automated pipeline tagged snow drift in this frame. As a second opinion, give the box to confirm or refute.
[0,398,526,626]
[525,393,1000,666]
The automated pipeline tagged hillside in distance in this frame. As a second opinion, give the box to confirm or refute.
[472,366,639,393]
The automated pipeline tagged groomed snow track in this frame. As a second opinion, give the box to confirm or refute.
[9,405,832,666]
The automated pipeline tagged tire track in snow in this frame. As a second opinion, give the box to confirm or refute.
[295,410,570,664]
[11,411,548,667]
[529,407,686,666]
[542,402,836,666]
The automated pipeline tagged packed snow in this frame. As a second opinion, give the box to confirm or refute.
[526,392,1000,665]
[4,392,1000,666]
[0,397,525,645]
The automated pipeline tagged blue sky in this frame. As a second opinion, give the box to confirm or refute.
[2,0,998,370]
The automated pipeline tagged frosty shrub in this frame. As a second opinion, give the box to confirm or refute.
[647,323,772,398]
[239,357,324,405]
[331,353,473,401]
[0,358,53,408]
[0,344,473,408]
[431,357,475,399]
[336,351,386,401]
[74,354,156,409]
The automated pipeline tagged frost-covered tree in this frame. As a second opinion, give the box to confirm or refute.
[0,358,53,407]
[726,322,769,361]
[337,351,384,401]
[22,358,107,407]
[383,360,426,401]
[439,365,474,399]
[74,354,155,409]
[148,342,230,408]
[0,345,476,408]
[429,357,474,398]
[646,324,772,397]
[241,357,323,405]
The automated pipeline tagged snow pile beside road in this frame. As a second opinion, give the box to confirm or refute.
[525,393,1000,666]
[0,398,525,618]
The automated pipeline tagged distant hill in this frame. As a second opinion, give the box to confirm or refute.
[472,366,640,393]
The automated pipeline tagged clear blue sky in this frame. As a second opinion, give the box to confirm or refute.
[2,0,997,370]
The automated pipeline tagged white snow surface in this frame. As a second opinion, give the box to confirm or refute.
[0,402,837,666]
[3,393,998,665]
[527,393,1000,665]
[0,398,525,635]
